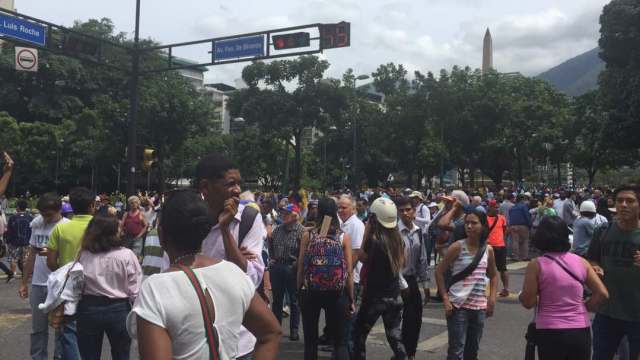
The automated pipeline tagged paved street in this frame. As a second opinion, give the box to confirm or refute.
[0,261,531,359]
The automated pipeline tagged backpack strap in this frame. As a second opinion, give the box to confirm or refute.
[179,265,220,360]
[238,206,259,248]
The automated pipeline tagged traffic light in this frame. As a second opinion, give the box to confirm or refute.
[272,32,310,50]
[143,148,156,172]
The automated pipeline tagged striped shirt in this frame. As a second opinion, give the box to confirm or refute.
[448,240,488,310]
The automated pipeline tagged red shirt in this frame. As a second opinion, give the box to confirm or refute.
[486,215,506,247]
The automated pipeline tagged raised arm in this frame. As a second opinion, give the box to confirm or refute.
[0,152,14,198]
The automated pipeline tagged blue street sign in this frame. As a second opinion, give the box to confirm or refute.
[0,13,46,47]
[214,35,264,61]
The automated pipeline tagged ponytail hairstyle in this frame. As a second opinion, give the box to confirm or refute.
[315,197,341,236]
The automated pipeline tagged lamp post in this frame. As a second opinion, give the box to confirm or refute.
[323,125,337,189]
[54,138,64,191]
[352,74,369,193]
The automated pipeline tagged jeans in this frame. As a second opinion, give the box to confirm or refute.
[61,321,80,360]
[126,236,143,257]
[76,296,132,360]
[353,295,406,360]
[402,276,423,357]
[346,283,361,355]
[446,308,485,360]
[270,263,299,334]
[29,285,62,360]
[237,353,252,360]
[592,313,640,360]
[299,289,349,360]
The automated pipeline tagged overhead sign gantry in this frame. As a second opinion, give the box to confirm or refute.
[0,5,351,195]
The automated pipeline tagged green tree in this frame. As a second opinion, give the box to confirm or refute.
[598,0,640,149]
[229,56,347,190]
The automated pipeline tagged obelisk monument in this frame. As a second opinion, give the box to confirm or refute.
[482,28,493,74]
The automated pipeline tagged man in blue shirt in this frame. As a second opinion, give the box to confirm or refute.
[508,194,531,261]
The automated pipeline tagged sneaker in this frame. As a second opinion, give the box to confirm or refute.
[499,289,510,297]
[290,332,299,341]
[5,272,14,283]
[282,305,290,318]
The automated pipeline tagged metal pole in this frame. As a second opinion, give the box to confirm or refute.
[126,0,141,196]
[439,122,444,187]
[353,113,357,192]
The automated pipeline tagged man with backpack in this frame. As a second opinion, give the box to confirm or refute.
[196,154,267,360]
[6,199,33,280]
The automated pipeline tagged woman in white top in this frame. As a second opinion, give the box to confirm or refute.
[128,189,281,360]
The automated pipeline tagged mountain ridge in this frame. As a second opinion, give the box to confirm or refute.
[536,47,605,97]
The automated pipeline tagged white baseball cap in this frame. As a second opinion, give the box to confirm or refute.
[579,200,597,213]
[369,197,398,229]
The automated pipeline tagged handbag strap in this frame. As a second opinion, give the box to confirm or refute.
[179,265,220,360]
[542,254,583,284]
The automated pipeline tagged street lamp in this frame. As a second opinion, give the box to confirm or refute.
[54,138,64,191]
[352,74,369,192]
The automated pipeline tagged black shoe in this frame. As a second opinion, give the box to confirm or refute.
[290,332,299,341]
[5,272,14,283]
[318,334,331,346]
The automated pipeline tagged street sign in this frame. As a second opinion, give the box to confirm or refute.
[15,46,38,72]
[0,12,46,46]
[214,35,264,61]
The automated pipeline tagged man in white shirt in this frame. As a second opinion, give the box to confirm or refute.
[19,193,69,360]
[196,154,267,359]
[337,194,365,353]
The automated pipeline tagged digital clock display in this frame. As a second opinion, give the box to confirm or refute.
[321,22,350,49]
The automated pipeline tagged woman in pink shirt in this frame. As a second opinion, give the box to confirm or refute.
[519,216,608,360]
[77,213,142,360]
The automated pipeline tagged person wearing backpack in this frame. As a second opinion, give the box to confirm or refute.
[296,197,354,360]
[435,207,498,360]
[353,197,407,360]
[519,216,608,360]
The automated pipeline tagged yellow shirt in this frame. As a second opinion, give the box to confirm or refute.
[47,215,93,266]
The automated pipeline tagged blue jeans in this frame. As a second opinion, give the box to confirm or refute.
[446,308,485,360]
[76,297,132,360]
[61,320,80,360]
[270,263,299,333]
[592,313,640,360]
[30,285,62,360]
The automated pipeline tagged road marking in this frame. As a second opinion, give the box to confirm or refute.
[417,330,449,352]
[0,313,31,330]
[507,261,529,270]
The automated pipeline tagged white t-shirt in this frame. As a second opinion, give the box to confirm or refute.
[127,260,255,360]
[30,215,70,286]
[341,214,365,284]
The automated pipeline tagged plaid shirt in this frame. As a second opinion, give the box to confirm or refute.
[269,222,303,265]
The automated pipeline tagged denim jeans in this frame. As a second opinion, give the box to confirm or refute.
[446,308,485,360]
[270,263,299,334]
[592,313,640,360]
[30,285,62,360]
[61,320,80,360]
[346,283,361,355]
[76,296,132,360]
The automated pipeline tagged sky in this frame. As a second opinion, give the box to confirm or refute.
[11,0,610,85]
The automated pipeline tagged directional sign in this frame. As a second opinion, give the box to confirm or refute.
[15,47,38,72]
[214,35,264,61]
[0,13,46,46]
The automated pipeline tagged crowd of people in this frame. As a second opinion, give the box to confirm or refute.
[0,149,639,360]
